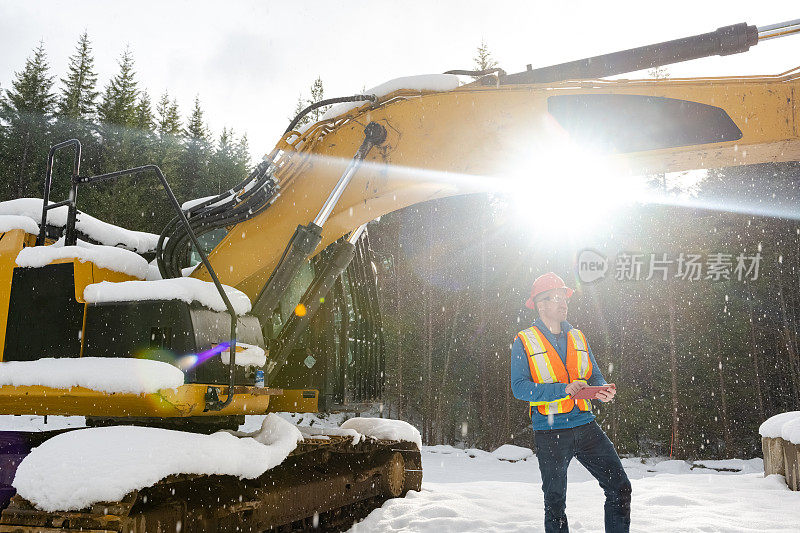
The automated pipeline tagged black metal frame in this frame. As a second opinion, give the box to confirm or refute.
[38,139,238,411]
[37,139,82,246]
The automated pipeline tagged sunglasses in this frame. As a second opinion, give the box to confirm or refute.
[537,294,570,304]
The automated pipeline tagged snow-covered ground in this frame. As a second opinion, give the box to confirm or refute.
[2,415,797,531]
[251,414,799,532]
[350,445,794,533]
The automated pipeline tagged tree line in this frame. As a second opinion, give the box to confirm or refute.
[0,34,251,233]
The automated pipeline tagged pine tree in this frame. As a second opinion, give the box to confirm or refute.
[54,31,100,191]
[209,127,234,194]
[156,92,182,138]
[57,31,98,121]
[133,91,154,131]
[97,47,139,172]
[180,95,211,198]
[308,77,329,122]
[98,48,138,127]
[86,48,147,227]
[209,128,249,194]
[290,93,310,129]
[473,39,498,77]
[154,92,182,185]
[0,84,6,182]
[0,41,56,199]
[130,90,155,166]
[235,133,250,169]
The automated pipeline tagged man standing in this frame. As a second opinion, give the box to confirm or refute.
[511,272,631,533]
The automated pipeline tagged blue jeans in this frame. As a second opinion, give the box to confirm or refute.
[534,420,631,533]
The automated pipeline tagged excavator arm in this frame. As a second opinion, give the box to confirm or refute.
[195,66,800,301]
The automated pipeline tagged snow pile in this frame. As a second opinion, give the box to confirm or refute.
[644,459,692,475]
[16,237,149,278]
[340,417,422,449]
[220,342,267,367]
[241,413,418,447]
[238,412,347,433]
[83,277,252,315]
[759,411,800,444]
[181,195,218,210]
[490,444,534,462]
[181,193,240,211]
[0,358,184,394]
[232,412,303,447]
[782,417,800,445]
[691,458,764,474]
[145,261,199,281]
[0,198,159,253]
[296,425,362,442]
[13,414,302,512]
[758,411,800,437]
[0,214,39,235]
[464,448,493,459]
[318,74,461,123]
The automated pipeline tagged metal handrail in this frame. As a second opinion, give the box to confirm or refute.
[77,165,239,411]
[37,139,81,246]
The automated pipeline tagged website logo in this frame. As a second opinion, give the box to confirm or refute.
[577,249,608,283]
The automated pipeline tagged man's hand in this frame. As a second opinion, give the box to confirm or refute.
[565,381,587,396]
[596,384,617,403]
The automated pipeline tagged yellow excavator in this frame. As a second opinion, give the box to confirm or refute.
[1,18,799,532]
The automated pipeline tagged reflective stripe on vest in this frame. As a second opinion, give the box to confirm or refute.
[517,325,593,416]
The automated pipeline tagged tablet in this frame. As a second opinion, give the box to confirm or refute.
[571,384,615,400]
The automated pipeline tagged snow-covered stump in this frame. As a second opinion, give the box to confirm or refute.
[762,437,785,477]
[784,440,800,491]
[759,412,800,490]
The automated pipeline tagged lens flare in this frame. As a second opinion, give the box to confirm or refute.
[176,354,198,371]
[177,342,231,371]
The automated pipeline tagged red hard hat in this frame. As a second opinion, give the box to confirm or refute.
[525,272,574,309]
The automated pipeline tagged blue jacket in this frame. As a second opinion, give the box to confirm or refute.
[510,319,607,430]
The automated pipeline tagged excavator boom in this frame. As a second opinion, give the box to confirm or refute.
[195,68,800,301]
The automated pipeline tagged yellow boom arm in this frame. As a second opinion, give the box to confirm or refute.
[194,68,800,300]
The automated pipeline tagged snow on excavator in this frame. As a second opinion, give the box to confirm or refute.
[0,18,799,532]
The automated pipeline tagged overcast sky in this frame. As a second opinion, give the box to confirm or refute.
[1,1,799,163]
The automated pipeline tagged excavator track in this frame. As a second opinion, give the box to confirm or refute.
[0,436,422,533]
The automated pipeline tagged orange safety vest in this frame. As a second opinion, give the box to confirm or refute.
[516,324,593,416]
